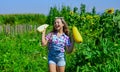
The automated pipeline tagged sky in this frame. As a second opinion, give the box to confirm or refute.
[0,0,120,15]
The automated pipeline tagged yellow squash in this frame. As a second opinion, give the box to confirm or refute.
[72,26,83,43]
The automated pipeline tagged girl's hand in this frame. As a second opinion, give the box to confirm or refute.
[37,24,49,33]
[42,27,47,34]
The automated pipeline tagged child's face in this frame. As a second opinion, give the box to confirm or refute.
[54,18,64,31]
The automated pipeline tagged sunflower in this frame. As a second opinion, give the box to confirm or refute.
[81,16,86,20]
[86,15,93,20]
[106,8,114,14]
[70,11,74,15]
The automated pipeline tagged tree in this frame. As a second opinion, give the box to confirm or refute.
[73,7,78,13]
[46,6,60,25]
[92,6,96,15]
[80,4,86,15]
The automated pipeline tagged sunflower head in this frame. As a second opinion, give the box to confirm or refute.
[106,8,114,14]
[70,11,74,15]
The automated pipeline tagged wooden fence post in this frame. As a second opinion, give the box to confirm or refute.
[0,24,38,35]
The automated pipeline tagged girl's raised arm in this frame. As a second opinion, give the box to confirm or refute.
[41,29,48,46]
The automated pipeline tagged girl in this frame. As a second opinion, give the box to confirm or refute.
[41,17,74,72]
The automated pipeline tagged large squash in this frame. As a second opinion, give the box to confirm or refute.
[37,24,49,32]
[72,26,83,43]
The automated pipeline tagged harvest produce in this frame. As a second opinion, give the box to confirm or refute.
[72,26,83,43]
[37,24,49,32]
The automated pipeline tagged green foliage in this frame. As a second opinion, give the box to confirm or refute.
[0,4,120,72]
[66,37,120,72]
[0,32,48,72]
[92,6,96,15]
[0,14,47,25]
[80,4,86,15]
[46,4,120,72]
[65,8,120,72]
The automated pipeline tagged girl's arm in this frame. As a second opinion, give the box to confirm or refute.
[66,36,75,53]
[41,28,48,46]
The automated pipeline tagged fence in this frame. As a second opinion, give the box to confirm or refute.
[0,24,39,35]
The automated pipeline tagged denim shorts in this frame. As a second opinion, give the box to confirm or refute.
[48,54,66,66]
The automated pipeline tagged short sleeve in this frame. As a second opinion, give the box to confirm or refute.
[65,37,71,47]
[45,32,52,41]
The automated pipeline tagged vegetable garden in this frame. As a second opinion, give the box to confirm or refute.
[0,4,120,72]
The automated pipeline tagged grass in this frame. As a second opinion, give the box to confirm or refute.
[0,27,120,72]
[0,32,48,72]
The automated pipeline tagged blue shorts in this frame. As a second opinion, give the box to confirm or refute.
[48,55,66,66]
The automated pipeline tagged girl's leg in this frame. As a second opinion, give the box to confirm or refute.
[56,57,66,72]
[49,64,57,72]
[56,66,65,72]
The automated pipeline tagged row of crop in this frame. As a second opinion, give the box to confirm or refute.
[46,5,120,40]
[0,14,47,25]
[66,32,120,72]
